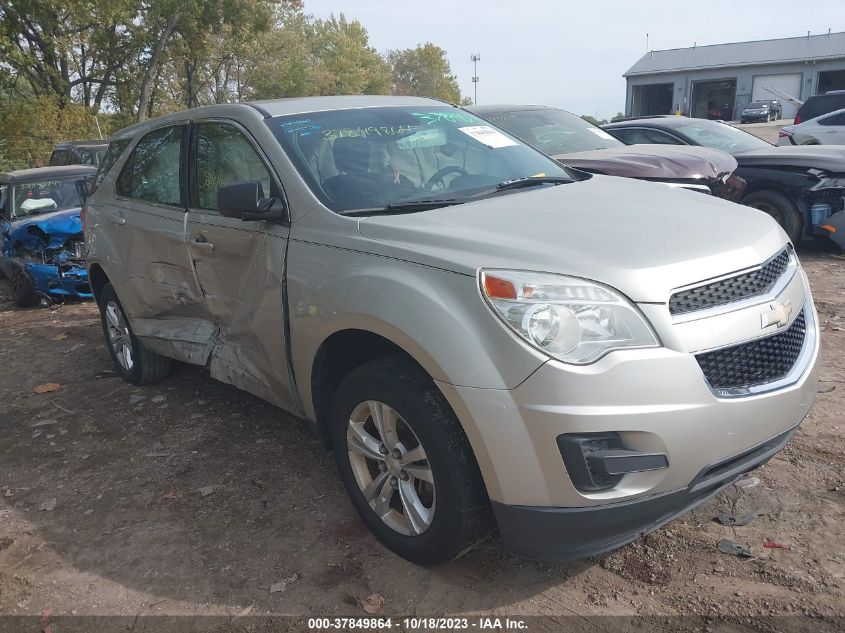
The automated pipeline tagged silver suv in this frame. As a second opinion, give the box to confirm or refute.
[85,96,819,564]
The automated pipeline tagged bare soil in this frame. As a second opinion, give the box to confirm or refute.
[0,243,842,631]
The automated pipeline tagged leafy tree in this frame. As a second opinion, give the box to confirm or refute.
[0,0,469,160]
[308,14,391,96]
[0,95,113,167]
[246,8,319,100]
[610,111,626,123]
[136,0,282,120]
[580,114,607,126]
[388,43,461,103]
[245,11,391,100]
[0,0,139,109]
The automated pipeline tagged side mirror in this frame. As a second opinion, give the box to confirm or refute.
[217,180,287,222]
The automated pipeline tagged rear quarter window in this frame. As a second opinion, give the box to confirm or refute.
[92,139,131,193]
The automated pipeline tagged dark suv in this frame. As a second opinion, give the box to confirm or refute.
[49,141,108,167]
[794,91,845,124]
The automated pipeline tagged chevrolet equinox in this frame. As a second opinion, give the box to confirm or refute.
[84,96,819,564]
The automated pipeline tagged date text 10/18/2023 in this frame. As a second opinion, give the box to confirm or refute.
[308,617,529,630]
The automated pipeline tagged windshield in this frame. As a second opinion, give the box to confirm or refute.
[748,102,770,108]
[266,106,569,212]
[480,108,624,155]
[674,120,772,152]
[10,178,83,219]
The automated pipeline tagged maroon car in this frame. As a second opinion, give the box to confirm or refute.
[468,105,745,202]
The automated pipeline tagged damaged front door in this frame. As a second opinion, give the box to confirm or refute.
[185,120,296,412]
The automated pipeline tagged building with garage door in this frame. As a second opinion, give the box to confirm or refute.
[623,31,845,121]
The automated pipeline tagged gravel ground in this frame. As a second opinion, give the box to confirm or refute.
[0,243,842,632]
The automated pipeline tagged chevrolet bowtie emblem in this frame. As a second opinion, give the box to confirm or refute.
[761,300,792,329]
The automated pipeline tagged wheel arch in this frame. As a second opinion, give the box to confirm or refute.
[309,328,442,448]
[87,263,110,302]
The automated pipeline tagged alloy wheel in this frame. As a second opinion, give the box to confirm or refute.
[105,300,134,371]
[346,400,435,536]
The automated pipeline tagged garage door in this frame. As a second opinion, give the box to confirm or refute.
[752,73,801,119]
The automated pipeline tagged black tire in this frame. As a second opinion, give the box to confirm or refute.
[11,268,39,307]
[742,190,803,244]
[97,283,172,384]
[331,356,490,565]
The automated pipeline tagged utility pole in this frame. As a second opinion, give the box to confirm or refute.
[471,53,481,105]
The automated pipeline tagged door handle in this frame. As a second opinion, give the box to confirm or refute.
[108,214,125,225]
[190,238,214,250]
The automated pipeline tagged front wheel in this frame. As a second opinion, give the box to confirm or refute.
[331,356,490,564]
[11,268,38,307]
[742,190,803,243]
[97,283,172,384]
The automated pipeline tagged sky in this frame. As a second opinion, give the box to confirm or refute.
[301,0,843,119]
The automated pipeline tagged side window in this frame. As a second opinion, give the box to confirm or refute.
[640,128,682,144]
[819,112,845,126]
[92,139,131,192]
[117,126,184,206]
[194,122,274,211]
[50,150,68,166]
[605,129,632,144]
[609,128,679,145]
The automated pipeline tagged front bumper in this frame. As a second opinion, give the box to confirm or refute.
[437,267,819,559]
[491,423,799,560]
[741,113,769,122]
[25,261,93,301]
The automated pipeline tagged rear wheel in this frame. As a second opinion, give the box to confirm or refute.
[331,356,490,564]
[11,268,38,307]
[97,283,171,384]
[742,190,803,244]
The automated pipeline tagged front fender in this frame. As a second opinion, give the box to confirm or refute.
[287,240,547,421]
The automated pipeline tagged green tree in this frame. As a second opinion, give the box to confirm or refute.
[136,0,282,120]
[309,14,391,95]
[388,43,461,103]
[610,111,626,123]
[0,0,140,109]
[247,8,321,99]
[580,114,607,126]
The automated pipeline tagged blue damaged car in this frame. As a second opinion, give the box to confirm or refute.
[0,165,96,307]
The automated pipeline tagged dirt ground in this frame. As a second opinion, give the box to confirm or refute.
[732,120,787,145]
[0,241,843,632]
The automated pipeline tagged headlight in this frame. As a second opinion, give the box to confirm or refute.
[479,270,659,364]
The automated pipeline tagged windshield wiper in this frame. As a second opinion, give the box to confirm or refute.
[469,176,572,199]
[339,177,572,216]
[340,198,463,216]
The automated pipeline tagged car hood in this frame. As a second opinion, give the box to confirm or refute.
[734,146,845,172]
[552,145,737,180]
[7,208,83,251]
[357,175,785,303]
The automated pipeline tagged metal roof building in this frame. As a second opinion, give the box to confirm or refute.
[623,31,845,120]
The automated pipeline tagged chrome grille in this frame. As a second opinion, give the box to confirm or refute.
[669,248,791,316]
[696,309,806,390]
